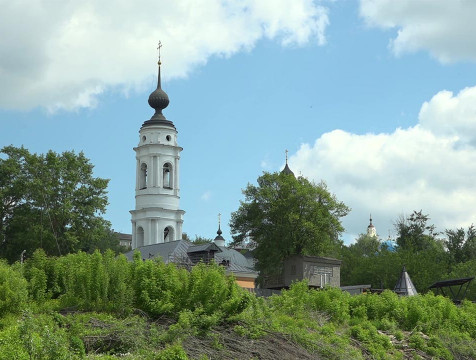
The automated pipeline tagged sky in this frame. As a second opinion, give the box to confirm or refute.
[2,0,476,244]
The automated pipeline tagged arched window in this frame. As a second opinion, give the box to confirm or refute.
[140,163,147,189]
[137,226,145,247]
[163,163,173,189]
[164,226,174,242]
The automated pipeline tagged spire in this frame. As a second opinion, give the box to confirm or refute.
[281,149,295,176]
[214,213,225,247]
[367,213,377,237]
[142,41,175,129]
[394,265,418,296]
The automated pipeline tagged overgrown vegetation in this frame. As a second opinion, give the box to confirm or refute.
[0,146,126,263]
[0,250,474,359]
[341,211,476,301]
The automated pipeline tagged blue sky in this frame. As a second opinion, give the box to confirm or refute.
[2,0,476,244]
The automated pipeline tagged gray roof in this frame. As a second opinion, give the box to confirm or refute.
[124,241,257,277]
[394,266,418,296]
[215,246,257,275]
[124,240,189,263]
[187,243,221,253]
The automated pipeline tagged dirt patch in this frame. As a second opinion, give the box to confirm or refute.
[182,326,320,360]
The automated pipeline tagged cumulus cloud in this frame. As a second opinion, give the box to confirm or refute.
[0,0,329,112]
[359,0,476,63]
[289,85,476,240]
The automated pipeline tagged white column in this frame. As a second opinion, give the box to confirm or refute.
[174,156,179,196]
[153,156,158,187]
[135,159,140,191]
[154,219,159,244]
[131,221,136,249]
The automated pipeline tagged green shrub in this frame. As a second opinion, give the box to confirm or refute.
[0,260,28,316]
[154,343,189,360]
[19,312,72,360]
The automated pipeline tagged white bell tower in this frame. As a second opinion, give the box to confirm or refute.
[367,214,377,238]
[130,47,184,248]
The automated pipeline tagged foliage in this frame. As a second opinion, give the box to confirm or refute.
[394,210,439,251]
[133,257,250,322]
[445,225,476,264]
[230,171,349,281]
[341,210,476,302]
[350,233,381,257]
[0,260,28,316]
[0,146,116,263]
[155,343,189,360]
[190,235,213,245]
[0,250,474,359]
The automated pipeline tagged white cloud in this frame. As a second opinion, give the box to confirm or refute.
[359,0,476,63]
[290,85,476,239]
[0,0,329,112]
[201,191,212,201]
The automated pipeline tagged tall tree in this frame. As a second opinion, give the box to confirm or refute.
[0,146,113,262]
[394,210,439,251]
[445,225,476,265]
[230,172,349,279]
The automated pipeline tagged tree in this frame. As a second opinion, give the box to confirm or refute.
[0,146,114,262]
[445,225,476,265]
[394,210,439,251]
[230,172,349,278]
[350,233,380,257]
[190,236,213,245]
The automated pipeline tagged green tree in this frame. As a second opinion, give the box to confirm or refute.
[350,233,380,257]
[230,171,349,279]
[190,235,213,245]
[0,146,114,262]
[394,210,439,251]
[445,225,476,265]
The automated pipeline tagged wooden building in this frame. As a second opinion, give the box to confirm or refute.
[263,255,342,290]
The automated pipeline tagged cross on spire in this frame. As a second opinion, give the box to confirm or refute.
[285,149,289,164]
[218,213,221,227]
[157,41,162,65]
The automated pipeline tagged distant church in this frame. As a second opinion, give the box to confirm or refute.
[130,55,184,248]
[367,215,377,238]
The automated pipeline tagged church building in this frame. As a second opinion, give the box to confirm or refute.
[130,55,185,248]
[125,52,258,288]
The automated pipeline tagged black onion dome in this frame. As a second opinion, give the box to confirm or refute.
[142,62,175,129]
[148,87,169,116]
[281,163,295,176]
[215,225,225,242]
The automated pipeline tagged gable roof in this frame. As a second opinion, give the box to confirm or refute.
[124,240,190,263]
[124,241,258,278]
[187,243,222,253]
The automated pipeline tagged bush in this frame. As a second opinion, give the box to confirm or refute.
[0,260,28,316]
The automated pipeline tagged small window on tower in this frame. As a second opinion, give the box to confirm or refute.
[163,163,172,189]
[140,163,147,189]
[166,135,171,141]
[164,226,174,242]
[142,136,146,142]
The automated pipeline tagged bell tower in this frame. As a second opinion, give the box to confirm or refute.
[130,44,184,248]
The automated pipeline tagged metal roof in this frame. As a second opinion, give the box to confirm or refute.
[394,266,418,296]
[429,277,474,289]
[187,243,222,253]
[123,241,258,277]
[123,240,189,263]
